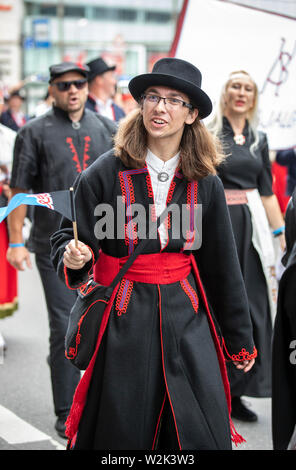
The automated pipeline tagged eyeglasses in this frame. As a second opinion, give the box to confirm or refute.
[141,94,193,110]
[52,79,87,92]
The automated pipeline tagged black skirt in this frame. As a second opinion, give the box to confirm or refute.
[226,204,272,397]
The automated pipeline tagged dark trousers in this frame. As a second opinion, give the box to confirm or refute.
[35,252,81,418]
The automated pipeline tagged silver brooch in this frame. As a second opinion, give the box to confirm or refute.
[158,172,169,182]
[72,121,81,130]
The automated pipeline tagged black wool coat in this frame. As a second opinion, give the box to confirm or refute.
[51,150,256,450]
[272,194,296,450]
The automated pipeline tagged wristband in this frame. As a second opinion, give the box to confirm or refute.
[9,243,25,248]
[272,226,285,237]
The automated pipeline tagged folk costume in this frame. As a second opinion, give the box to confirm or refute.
[272,190,296,450]
[217,117,275,398]
[10,72,117,427]
[51,58,256,450]
[51,150,257,450]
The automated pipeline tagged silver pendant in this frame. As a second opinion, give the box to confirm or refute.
[72,121,81,130]
[158,171,169,182]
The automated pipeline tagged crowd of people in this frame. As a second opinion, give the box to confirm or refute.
[0,55,295,451]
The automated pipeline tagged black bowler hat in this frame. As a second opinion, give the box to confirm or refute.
[49,62,89,83]
[128,57,212,119]
[86,57,116,81]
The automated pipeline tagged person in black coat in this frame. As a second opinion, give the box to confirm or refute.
[276,147,296,197]
[0,90,28,132]
[7,61,116,440]
[50,58,256,451]
[272,187,296,450]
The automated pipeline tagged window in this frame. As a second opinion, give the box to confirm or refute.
[25,2,57,16]
[64,6,86,18]
[145,11,171,23]
[93,7,137,22]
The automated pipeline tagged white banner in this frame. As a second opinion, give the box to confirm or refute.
[174,0,296,150]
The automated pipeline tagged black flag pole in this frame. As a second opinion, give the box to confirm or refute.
[69,187,78,248]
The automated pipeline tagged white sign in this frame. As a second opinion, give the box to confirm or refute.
[174,0,296,150]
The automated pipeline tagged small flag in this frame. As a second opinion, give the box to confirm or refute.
[0,190,74,224]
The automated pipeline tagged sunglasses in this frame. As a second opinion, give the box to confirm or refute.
[52,79,87,92]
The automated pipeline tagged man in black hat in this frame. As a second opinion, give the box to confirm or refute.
[50,57,255,450]
[6,61,116,439]
[0,89,28,132]
[86,56,125,122]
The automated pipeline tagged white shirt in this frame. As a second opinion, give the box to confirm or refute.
[145,148,180,248]
[0,123,16,177]
[94,97,114,121]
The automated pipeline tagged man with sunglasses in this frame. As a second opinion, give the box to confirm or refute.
[6,61,116,440]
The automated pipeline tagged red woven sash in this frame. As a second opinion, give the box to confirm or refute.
[94,252,192,285]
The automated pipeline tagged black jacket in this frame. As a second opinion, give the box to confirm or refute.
[272,191,296,449]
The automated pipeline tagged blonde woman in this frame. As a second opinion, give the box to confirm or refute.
[208,71,285,422]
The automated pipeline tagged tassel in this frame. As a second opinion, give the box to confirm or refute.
[230,417,246,446]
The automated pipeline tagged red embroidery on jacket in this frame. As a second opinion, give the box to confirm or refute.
[119,169,148,254]
[115,279,134,316]
[180,278,199,313]
[146,173,154,199]
[66,136,92,173]
[183,181,198,250]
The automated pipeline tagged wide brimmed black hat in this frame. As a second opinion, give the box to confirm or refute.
[87,57,116,81]
[49,62,89,83]
[128,58,212,119]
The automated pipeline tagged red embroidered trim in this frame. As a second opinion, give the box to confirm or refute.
[65,297,108,360]
[146,173,154,199]
[166,180,176,204]
[186,180,198,209]
[118,171,136,205]
[83,136,91,170]
[124,222,139,247]
[180,278,199,313]
[115,279,134,316]
[152,393,167,450]
[222,338,258,362]
[66,136,92,173]
[183,181,198,250]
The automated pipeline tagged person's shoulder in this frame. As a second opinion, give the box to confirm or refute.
[197,173,225,208]
[84,149,120,176]
[198,173,223,191]
[17,109,53,135]
[84,108,117,131]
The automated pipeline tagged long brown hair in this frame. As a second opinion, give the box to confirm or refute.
[114,108,225,181]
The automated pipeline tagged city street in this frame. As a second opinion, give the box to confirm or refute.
[0,257,273,453]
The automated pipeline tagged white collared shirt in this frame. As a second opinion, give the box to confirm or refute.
[145,148,180,248]
[0,123,16,175]
[94,97,114,121]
